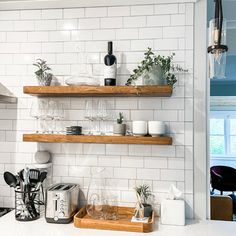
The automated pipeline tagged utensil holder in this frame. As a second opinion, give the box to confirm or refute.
[15,188,41,221]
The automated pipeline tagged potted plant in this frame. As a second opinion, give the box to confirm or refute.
[33,59,53,86]
[134,184,153,218]
[113,112,126,136]
[126,47,187,87]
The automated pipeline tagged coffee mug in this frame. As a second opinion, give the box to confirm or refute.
[132,121,147,136]
[148,121,165,137]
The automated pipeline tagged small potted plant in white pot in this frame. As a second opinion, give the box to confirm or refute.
[134,184,153,218]
[113,112,126,136]
[33,59,53,86]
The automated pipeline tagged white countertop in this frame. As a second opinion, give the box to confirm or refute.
[1,211,236,236]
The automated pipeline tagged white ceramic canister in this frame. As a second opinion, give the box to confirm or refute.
[148,121,165,137]
[132,121,148,136]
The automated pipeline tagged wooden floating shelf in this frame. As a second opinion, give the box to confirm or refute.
[23,134,172,145]
[23,85,172,97]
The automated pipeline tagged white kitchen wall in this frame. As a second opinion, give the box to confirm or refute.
[0,2,194,218]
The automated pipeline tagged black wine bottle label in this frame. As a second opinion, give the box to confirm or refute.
[104,41,117,80]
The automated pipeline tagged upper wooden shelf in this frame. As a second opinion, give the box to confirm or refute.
[23,85,172,97]
[23,134,172,145]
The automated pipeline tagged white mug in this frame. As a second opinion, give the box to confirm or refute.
[132,121,147,136]
[148,121,165,137]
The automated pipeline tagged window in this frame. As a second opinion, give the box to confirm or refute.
[210,111,236,157]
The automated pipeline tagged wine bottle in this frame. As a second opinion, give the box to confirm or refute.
[104,41,117,86]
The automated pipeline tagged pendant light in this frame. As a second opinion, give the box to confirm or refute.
[208,0,228,79]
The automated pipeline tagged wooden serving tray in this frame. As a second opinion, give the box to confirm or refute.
[74,206,154,233]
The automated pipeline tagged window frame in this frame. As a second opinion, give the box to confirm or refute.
[210,110,236,158]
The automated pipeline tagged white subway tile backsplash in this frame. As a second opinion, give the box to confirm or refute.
[20,43,41,53]
[152,146,175,157]
[84,144,105,155]
[163,26,185,38]
[0,21,14,31]
[14,21,34,31]
[144,157,168,169]
[171,14,186,26]
[42,9,62,19]
[161,169,184,181]
[162,98,184,110]
[42,42,64,53]
[0,3,194,217]
[124,16,146,28]
[101,17,122,29]
[186,3,194,26]
[93,29,116,40]
[168,158,184,169]
[131,40,153,51]
[57,19,78,30]
[139,27,162,39]
[155,4,178,14]
[114,168,136,179]
[28,31,49,42]
[154,110,178,121]
[147,15,170,27]
[20,10,41,20]
[116,29,138,40]
[85,7,107,18]
[137,168,160,180]
[108,6,130,17]
[0,32,6,42]
[79,18,100,29]
[138,98,161,109]
[131,5,154,16]
[35,20,56,31]
[98,155,120,167]
[129,145,151,157]
[64,8,85,19]
[121,156,143,168]
[106,144,128,156]
[0,11,20,20]
[154,38,178,50]
[49,31,70,42]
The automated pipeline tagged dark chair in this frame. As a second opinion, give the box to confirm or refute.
[210,165,236,194]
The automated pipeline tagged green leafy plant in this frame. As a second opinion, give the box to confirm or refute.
[33,59,52,80]
[134,184,153,205]
[117,112,124,124]
[126,48,188,87]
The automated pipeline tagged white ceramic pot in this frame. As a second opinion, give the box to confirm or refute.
[132,121,147,136]
[148,121,165,137]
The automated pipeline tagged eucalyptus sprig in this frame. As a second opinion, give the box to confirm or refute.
[126,48,188,87]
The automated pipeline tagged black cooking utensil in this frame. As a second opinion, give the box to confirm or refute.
[4,172,18,188]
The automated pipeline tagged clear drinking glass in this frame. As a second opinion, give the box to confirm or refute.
[84,100,94,135]
[54,103,65,134]
[30,99,41,133]
[97,100,108,135]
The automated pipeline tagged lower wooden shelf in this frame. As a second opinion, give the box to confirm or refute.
[23,134,172,145]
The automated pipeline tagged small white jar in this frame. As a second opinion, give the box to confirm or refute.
[148,121,165,137]
[132,121,148,136]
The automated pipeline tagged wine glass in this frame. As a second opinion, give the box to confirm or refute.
[46,100,57,133]
[54,102,65,134]
[30,99,41,133]
[84,100,94,135]
[97,100,108,135]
